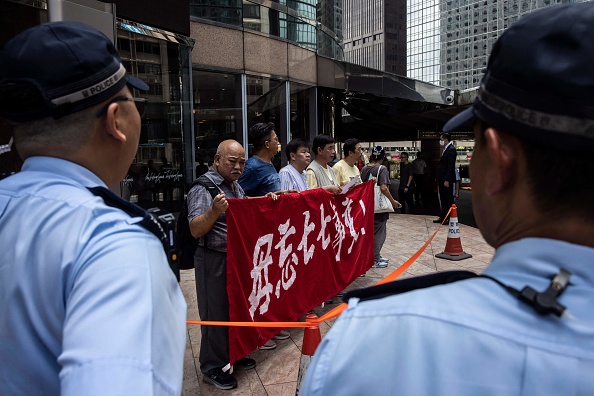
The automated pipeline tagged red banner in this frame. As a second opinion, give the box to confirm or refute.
[225,181,374,363]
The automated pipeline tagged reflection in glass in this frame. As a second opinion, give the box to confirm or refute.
[118,31,186,212]
[193,71,243,174]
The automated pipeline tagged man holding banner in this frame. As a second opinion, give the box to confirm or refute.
[187,139,255,390]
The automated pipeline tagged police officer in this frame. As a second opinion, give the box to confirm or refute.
[0,22,186,394]
[300,3,594,394]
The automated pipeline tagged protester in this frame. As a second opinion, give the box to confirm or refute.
[434,131,457,223]
[411,151,428,202]
[238,122,291,346]
[0,22,186,395]
[306,134,341,194]
[279,138,311,192]
[300,4,594,393]
[397,151,415,214]
[332,138,362,187]
[188,140,257,390]
[238,122,282,196]
[360,146,401,268]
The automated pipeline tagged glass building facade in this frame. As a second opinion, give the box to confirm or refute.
[189,0,344,175]
[342,0,407,75]
[408,0,589,90]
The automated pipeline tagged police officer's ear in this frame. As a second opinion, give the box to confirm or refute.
[103,102,128,144]
[483,127,522,196]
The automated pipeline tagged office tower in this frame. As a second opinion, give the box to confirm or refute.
[343,0,407,75]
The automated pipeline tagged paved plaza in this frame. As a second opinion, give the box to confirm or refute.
[180,213,494,395]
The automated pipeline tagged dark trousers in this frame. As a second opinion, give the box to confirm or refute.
[195,247,230,374]
[438,182,454,221]
[398,188,416,214]
[413,174,425,201]
[373,215,388,262]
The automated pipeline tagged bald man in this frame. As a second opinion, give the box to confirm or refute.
[187,140,254,390]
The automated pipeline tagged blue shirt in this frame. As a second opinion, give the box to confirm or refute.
[301,238,594,395]
[0,157,187,395]
[238,156,281,196]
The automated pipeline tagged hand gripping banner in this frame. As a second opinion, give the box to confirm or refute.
[225,181,374,363]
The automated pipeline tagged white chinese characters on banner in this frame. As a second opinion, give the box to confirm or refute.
[247,195,367,319]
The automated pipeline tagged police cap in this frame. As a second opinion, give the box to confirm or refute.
[0,21,148,122]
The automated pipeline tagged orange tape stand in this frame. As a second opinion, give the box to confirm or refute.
[296,314,322,394]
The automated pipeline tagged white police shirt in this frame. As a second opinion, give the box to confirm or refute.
[300,238,594,395]
[0,157,186,395]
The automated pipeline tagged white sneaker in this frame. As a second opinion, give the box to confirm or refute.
[373,261,388,268]
[379,257,389,262]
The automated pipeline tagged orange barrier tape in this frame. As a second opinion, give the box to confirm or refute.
[187,208,452,328]
[315,207,452,323]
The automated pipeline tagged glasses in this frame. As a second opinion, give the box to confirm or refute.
[96,96,148,118]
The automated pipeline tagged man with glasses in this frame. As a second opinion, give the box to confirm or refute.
[238,122,291,347]
[238,122,282,197]
[0,22,186,395]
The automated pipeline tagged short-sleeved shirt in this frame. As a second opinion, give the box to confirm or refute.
[187,168,246,252]
[279,164,308,192]
[0,157,187,396]
[412,158,427,174]
[238,156,280,196]
[360,164,391,221]
[399,162,413,188]
[332,159,361,187]
[300,238,594,395]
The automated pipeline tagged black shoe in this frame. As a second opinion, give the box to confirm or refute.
[203,368,238,390]
[235,357,256,370]
[433,218,443,223]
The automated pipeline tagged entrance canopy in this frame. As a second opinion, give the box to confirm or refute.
[316,56,476,142]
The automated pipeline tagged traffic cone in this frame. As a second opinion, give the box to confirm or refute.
[435,204,472,261]
[296,314,322,395]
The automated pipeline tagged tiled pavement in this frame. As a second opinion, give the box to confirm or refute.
[179,214,495,395]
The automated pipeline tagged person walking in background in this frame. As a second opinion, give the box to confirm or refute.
[332,138,362,187]
[411,151,428,202]
[306,134,341,194]
[454,167,461,201]
[0,22,186,395]
[360,146,401,268]
[434,132,457,223]
[238,122,281,197]
[397,151,415,214]
[300,4,594,393]
[279,138,311,192]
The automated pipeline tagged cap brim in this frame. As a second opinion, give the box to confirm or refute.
[126,75,149,92]
[442,107,476,133]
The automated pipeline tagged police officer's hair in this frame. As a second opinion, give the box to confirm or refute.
[11,106,97,159]
[249,122,275,152]
[285,138,309,160]
[312,134,334,155]
[342,138,359,157]
[477,122,594,218]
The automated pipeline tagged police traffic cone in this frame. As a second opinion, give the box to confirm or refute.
[296,314,322,395]
[435,204,472,261]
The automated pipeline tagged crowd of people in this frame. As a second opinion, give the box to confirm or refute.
[2,3,594,393]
